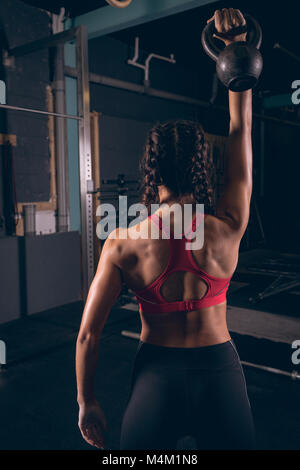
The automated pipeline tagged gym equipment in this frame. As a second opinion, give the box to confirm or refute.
[117,286,136,307]
[237,250,300,304]
[89,173,140,199]
[201,15,263,92]
[247,258,300,304]
[105,0,133,7]
[65,65,300,128]
[93,173,140,307]
[101,174,139,190]
[0,103,81,120]
[4,26,94,298]
[273,43,300,64]
[128,37,176,87]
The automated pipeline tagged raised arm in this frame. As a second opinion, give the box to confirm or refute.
[76,235,122,448]
[215,89,253,233]
[208,8,253,234]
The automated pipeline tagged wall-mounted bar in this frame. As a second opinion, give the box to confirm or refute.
[8,28,78,57]
[65,66,300,129]
[0,103,81,120]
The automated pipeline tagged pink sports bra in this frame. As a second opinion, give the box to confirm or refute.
[133,212,232,314]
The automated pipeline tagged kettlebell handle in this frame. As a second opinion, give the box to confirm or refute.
[201,14,262,63]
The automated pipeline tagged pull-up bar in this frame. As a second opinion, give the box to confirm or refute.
[0,103,82,120]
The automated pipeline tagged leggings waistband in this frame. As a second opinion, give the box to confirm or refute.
[135,340,239,370]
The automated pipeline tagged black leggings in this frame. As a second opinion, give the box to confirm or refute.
[120,339,256,450]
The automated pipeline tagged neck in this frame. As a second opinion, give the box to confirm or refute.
[158,186,195,206]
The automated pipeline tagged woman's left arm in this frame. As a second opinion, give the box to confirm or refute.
[76,235,122,448]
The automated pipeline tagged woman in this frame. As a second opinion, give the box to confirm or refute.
[76,8,256,450]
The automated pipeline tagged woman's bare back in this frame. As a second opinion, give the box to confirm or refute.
[113,208,242,347]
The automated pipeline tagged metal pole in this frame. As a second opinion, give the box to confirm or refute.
[241,360,300,381]
[274,43,300,64]
[64,66,300,129]
[76,25,95,299]
[53,43,69,232]
[9,27,78,57]
[0,103,81,120]
[260,108,265,197]
[65,65,216,108]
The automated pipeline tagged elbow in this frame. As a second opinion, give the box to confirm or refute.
[229,119,252,134]
[231,209,251,233]
[77,330,99,346]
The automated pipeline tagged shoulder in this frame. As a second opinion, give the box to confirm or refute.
[104,226,139,269]
[105,227,128,254]
[107,227,128,241]
[96,228,124,263]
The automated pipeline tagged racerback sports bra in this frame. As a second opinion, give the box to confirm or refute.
[132,212,232,314]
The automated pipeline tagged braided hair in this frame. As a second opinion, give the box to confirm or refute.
[140,120,214,214]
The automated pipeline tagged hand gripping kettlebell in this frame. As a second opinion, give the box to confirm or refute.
[201,15,263,92]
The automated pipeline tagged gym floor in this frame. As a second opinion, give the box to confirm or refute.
[0,256,299,450]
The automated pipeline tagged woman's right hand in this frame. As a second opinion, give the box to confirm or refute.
[207,8,247,47]
[78,400,108,449]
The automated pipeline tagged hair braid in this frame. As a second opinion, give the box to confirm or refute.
[140,119,215,214]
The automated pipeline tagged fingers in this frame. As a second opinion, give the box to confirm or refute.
[89,423,105,449]
[80,425,93,446]
[93,423,106,447]
[229,8,237,26]
[209,8,246,32]
[222,8,232,31]
[235,9,246,26]
[80,423,105,449]
[214,10,223,32]
[79,424,94,447]
[212,33,225,42]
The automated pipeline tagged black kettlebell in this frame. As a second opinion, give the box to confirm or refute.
[201,15,263,92]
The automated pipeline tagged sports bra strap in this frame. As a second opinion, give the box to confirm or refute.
[184,211,204,239]
[150,213,169,238]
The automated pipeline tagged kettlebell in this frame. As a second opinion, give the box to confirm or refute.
[201,15,263,92]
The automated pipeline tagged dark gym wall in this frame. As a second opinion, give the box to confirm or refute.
[0,0,51,204]
[99,115,151,181]
[88,35,229,182]
[89,34,299,251]
[89,35,202,123]
[88,34,231,130]
[263,120,300,249]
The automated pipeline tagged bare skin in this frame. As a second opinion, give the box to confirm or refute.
[76,7,253,449]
